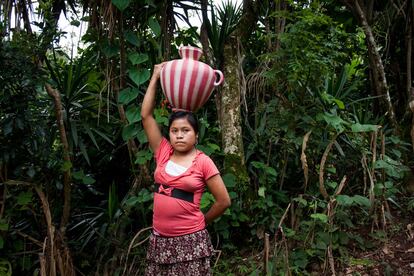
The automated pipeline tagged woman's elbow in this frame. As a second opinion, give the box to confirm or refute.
[223,196,231,209]
[140,112,154,124]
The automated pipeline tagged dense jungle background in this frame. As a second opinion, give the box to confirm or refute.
[1,0,414,275]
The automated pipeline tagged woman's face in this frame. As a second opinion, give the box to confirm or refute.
[169,118,197,153]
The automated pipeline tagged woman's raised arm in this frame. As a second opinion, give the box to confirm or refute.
[141,63,165,152]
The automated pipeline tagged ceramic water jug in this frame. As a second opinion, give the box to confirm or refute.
[160,46,224,112]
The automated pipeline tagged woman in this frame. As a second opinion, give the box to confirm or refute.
[141,63,231,275]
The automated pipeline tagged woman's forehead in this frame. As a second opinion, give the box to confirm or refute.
[170,118,193,128]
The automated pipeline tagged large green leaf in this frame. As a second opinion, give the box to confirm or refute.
[92,129,115,145]
[352,195,371,208]
[137,129,148,144]
[351,123,379,133]
[148,17,161,37]
[128,68,150,86]
[118,87,139,105]
[128,53,148,65]
[17,191,33,206]
[122,124,139,141]
[101,42,119,58]
[0,219,9,231]
[0,258,12,274]
[134,149,153,165]
[320,112,347,133]
[125,196,140,207]
[336,195,353,206]
[112,0,130,11]
[83,175,96,185]
[126,105,141,123]
[124,31,140,46]
[310,213,328,223]
[222,173,236,188]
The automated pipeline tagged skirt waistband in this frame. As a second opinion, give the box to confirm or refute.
[146,229,214,264]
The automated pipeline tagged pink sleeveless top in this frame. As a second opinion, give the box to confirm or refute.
[152,138,219,236]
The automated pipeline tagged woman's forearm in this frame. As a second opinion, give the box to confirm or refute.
[141,63,165,119]
[141,77,158,119]
[204,200,230,225]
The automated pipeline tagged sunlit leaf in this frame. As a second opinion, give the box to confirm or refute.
[351,123,379,133]
[258,186,266,198]
[333,98,345,109]
[310,213,328,223]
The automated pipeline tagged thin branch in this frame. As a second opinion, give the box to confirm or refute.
[319,134,339,200]
[301,131,312,192]
[15,229,43,247]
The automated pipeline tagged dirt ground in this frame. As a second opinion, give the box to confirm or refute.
[341,217,414,275]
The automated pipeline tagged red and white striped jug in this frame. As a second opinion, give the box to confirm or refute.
[160,46,224,112]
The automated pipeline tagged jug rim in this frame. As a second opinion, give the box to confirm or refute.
[179,45,203,60]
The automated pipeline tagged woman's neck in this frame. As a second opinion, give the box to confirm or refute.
[173,147,196,158]
[170,147,197,168]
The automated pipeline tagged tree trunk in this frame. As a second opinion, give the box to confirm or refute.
[200,0,259,184]
[200,0,214,65]
[220,38,247,173]
[274,0,286,51]
[347,0,399,130]
[45,84,71,235]
[214,39,250,192]
[36,82,76,276]
[161,0,174,60]
[407,3,414,152]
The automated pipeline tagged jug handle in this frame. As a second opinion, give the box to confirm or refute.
[214,70,224,86]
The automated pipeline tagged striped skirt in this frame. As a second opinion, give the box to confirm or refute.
[145,229,214,276]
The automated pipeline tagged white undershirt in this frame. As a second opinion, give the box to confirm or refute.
[165,160,188,176]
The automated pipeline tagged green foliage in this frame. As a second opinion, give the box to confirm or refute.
[3,0,414,275]
[205,0,242,67]
[0,259,12,276]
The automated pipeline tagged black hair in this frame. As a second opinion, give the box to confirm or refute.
[168,111,199,134]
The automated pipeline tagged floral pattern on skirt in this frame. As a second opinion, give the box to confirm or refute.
[145,229,214,275]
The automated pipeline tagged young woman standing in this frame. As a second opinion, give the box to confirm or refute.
[141,63,231,275]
